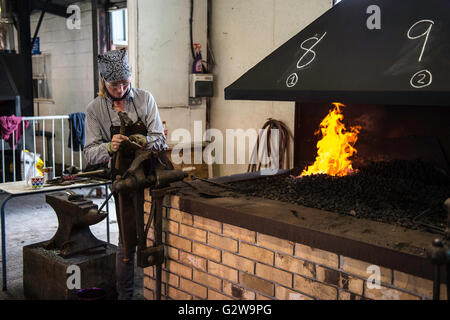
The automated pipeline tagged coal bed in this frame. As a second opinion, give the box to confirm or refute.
[228,160,450,234]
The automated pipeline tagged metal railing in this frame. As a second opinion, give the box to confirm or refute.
[1,115,84,183]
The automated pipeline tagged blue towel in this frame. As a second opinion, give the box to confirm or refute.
[68,113,86,152]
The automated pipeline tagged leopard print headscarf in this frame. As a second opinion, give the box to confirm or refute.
[97,48,131,82]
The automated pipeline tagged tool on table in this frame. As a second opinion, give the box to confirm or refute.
[46,169,107,185]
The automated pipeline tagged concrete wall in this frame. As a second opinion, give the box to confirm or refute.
[128,0,208,145]
[128,0,332,177]
[30,1,93,169]
[210,0,332,176]
[31,1,94,116]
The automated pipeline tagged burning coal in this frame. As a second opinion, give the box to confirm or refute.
[300,103,361,177]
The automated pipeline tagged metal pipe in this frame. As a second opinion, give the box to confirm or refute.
[61,119,65,173]
[42,120,46,166]
[433,265,441,300]
[22,116,69,121]
[1,195,12,291]
[79,147,83,170]
[22,119,26,167]
[105,185,110,244]
[70,120,74,167]
[91,0,99,97]
[12,130,15,181]
[154,192,163,300]
[52,119,55,178]
[1,140,5,183]
[31,0,50,50]
[32,120,36,177]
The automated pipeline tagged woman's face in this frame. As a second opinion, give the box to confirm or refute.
[105,78,131,99]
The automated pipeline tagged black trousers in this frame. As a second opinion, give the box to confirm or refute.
[116,241,136,300]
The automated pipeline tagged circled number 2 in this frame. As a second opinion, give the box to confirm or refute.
[410,69,432,89]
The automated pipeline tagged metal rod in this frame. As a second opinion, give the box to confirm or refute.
[12,131,15,182]
[105,185,110,244]
[79,147,83,170]
[22,120,26,172]
[61,119,65,173]
[70,120,74,167]
[190,174,235,190]
[31,0,50,50]
[433,265,441,300]
[1,195,11,291]
[447,262,450,301]
[42,120,46,166]
[98,189,116,213]
[33,120,36,177]
[1,140,4,183]
[22,116,69,121]
[52,119,55,178]
[154,193,163,300]
[92,0,99,97]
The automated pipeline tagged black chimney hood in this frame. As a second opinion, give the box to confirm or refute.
[0,57,20,100]
[225,0,450,106]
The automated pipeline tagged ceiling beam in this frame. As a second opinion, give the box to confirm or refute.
[31,0,69,18]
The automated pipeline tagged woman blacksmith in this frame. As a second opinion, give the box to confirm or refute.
[84,49,167,300]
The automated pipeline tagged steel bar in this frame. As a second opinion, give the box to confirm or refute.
[12,131,15,181]
[1,195,11,291]
[52,119,55,178]
[70,120,74,167]
[31,0,50,51]
[42,120,46,166]
[433,265,441,300]
[153,191,163,300]
[32,120,36,177]
[191,174,235,190]
[105,185,110,244]
[61,119,65,173]
[22,120,26,170]
[2,140,4,183]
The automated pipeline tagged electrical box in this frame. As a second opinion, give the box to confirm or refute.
[189,74,214,98]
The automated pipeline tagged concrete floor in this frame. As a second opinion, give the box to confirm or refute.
[0,187,143,300]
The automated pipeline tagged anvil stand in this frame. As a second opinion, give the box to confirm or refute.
[427,198,450,300]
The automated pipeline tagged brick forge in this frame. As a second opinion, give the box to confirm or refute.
[142,183,448,301]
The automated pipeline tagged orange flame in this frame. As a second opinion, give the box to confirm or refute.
[300,103,361,177]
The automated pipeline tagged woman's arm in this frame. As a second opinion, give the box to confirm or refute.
[83,107,112,165]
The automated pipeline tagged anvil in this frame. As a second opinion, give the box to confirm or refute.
[43,192,108,258]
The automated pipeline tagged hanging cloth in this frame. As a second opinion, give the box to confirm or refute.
[0,115,29,150]
[68,112,86,152]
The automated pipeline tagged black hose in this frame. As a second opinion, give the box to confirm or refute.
[190,0,195,60]
[248,119,293,172]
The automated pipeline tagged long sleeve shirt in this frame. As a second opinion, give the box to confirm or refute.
[84,87,167,166]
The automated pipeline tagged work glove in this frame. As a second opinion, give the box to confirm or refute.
[129,134,148,148]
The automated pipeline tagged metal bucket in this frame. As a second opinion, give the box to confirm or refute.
[76,288,106,301]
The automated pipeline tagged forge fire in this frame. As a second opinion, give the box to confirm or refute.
[230,104,450,234]
[300,103,361,177]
